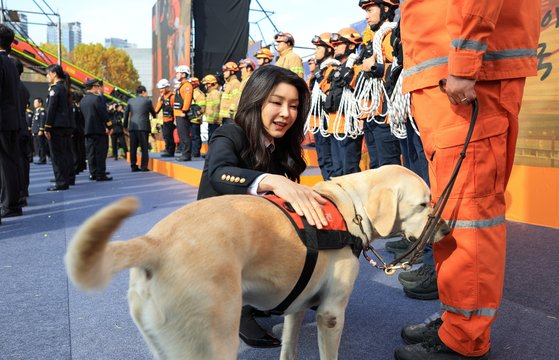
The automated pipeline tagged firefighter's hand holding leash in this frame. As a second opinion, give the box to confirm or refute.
[443,75,477,106]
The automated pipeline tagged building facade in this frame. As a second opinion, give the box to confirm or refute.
[47,21,82,52]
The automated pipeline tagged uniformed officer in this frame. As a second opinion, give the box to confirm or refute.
[173,65,194,161]
[32,98,48,164]
[218,62,241,125]
[70,92,87,174]
[44,64,74,190]
[0,24,22,218]
[154,78,176,157]
[80,79,113,181]
[202,74,221,141]
[274,32,304,78]
[110,103,127,160]
[189,77,205,157]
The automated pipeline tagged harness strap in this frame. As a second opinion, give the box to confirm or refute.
[266,200,318,315]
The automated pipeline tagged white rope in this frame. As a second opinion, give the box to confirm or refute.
[304,82,330,137]
[354,22,397,124]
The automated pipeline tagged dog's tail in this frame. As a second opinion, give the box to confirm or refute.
[65,197,156,291]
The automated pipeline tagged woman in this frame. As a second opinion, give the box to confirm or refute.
[44,64,74,191]
[198,65,328,348]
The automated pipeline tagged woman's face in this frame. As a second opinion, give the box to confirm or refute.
[46,71,55,84]
[261,82,299,141]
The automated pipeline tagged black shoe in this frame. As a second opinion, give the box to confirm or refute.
[386,237,412,254]
[238,306,281,348]
[160,152,173,158]
[131,167,141,172]
[34,161,46,165]
[239,331,281,348]
[69,180,76,186]
[140,168,150,172]
[398,264,435,288]
[96,175,113,181]
[47,185,69,191]
[1,208,23,218]
[89,175,97,181]
[176,156,191,161]
[193,153,201,158]
[401,318,443,345]
[49,178,56,183]
[105,172,111,175]
[395,334,489,360]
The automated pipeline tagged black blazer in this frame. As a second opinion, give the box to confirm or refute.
[0,51,22,131]
[45,80,71,129]
[197,124,287,200]
[80,92,110,135]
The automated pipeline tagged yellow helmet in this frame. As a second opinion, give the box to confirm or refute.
[312,32,335,49]
[202,74,218,85]
[254,48,274,61]
[190,77,200,86]
[222,61,239,72]
[331,27,363,46]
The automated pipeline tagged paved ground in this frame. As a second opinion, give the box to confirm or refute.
[1,159,557,359]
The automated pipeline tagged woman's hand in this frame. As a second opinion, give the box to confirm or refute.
[259,174,329,229]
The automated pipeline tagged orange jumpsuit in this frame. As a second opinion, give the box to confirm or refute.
[400,0,540,356]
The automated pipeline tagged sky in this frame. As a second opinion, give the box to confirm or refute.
[9,0,365,58]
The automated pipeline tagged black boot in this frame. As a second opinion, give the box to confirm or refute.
[238,306,281,348]
[385,237,412,254]
[395,333,489,360]
[401,318,442,345]
[399,264,438,300]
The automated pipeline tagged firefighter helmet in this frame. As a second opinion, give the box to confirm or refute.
[359,0,399,8]
[311,32,335,49]
[254,48,274,61]
[175,65,191,75]
[330,28,363,46]
[202,74,218,85]
[190,77,200,86]
[156,79,171,89]
[274,32,295,47]
[222,61,239,72]
[239,58,257,71]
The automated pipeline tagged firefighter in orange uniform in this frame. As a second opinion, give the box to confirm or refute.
[173,65,193,161]
[395,0,541,359]
[322,27,363,176]
[202,74,221,142]
[189,77,205,157]
[254,48,274,67]
[238,58,256,93]
[218,62,241,125]
[154,78,175,157]
[274,32,304,78]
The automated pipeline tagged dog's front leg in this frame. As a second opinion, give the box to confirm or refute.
[280,311,306,360]
[316,306,345,360]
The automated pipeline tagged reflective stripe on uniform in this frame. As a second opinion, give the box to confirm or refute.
[404,47,537,79]
[441,303,497,318]
[451,39,487,52]
[448,215,505,229]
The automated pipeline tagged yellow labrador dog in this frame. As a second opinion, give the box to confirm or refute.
[65,165,448,360]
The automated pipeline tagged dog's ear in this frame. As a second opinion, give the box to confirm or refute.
[366,188,397,237]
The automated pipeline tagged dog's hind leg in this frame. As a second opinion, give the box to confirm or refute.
[280,311,305,360]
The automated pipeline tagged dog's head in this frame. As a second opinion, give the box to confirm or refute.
[319,165,449,245]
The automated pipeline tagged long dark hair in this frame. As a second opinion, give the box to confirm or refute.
[234,65,310,182]
[46,64,72,109]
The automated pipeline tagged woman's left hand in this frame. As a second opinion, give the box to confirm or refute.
[258,174,329,229]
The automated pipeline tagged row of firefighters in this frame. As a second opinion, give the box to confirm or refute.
[157,0,419,179]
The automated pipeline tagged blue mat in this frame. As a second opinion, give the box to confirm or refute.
[1,159,557,359]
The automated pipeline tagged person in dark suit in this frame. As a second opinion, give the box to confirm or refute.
[0,24,23,220]
[13,58,32,205]
[32,97,48,164]
[198,65,329,348]
[44,64,74,191]
[124,86,156,172]
[70,92,86,174]
[109,103,127,160]
[80,79,112,181]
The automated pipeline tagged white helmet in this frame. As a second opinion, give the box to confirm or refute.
[156,78,171,89]
[175,65,191,75]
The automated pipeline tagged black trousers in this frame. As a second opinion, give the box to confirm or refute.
[175,116,191,159]
[161,121,176,155]
[85,134,109,177]
[72,133,87,173]
[33,133,48,163]
[18,132,32,197]
[48,128,73,187]
[110,132,128,158]
[190,122,201,156]
[129,130,149,170]
[0,130,22,212]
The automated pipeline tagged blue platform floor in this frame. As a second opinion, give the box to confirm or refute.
[0,159,557,359]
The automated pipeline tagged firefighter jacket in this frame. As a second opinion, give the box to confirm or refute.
[218,76,241,120]
[45,80,71,129]
[400,0,540,93]
[173,79,193,118]
[80,92,111,135]
[190,87,206,124]
[276,47,304,78]
[32,107,46,134]
[155,91,175,123]
[205,88,221,125]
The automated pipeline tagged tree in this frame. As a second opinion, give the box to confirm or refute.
[70,43,141,92]
[39,42,69,59]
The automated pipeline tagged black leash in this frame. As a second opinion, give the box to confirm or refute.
[363,94,479,275]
